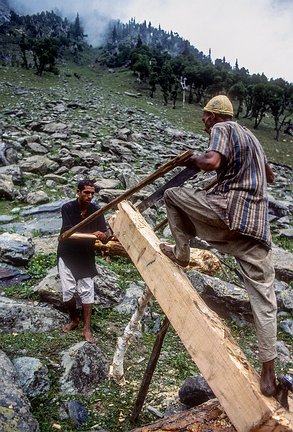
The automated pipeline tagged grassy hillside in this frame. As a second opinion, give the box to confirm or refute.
[0,62,292,432]
[1,63,292,166]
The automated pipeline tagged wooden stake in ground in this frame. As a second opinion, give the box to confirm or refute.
[130,316,170,424]
[108,201,293,432]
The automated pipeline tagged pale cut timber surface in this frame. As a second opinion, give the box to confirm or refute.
[130,399,236,432]
[109,201,293,432]
[94,240,220,273]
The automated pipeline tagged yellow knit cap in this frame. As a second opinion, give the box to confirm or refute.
[203,95,234,117]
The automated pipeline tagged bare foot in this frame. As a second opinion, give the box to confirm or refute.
[159,243,189,267]
[260,360,277,397]
[62,320,79,333]
[83,329,95,343]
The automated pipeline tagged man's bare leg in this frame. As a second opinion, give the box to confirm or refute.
[82,303,95,343]
[260,359,277,397]
[63,298,80,332]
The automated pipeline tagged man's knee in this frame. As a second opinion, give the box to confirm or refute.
[164,187,180,205]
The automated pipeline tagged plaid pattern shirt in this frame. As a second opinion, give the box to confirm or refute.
[206,121,271,248]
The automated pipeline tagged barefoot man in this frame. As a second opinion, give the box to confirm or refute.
[57,179,108,343]
[160,95,278,398]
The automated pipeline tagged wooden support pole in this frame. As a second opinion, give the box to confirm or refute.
[131,316,170,424]
[59,150,193,241]
[108,201,293,432]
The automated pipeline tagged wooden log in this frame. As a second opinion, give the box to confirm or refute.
[94,239,220,274]
[94,240,130,258]
[108,201,293,432]
[130,399,236,432]
[109,286,153,384]
[59,150,193,241]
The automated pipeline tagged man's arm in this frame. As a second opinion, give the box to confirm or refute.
[265,163,274,184]
[185,151,222,172]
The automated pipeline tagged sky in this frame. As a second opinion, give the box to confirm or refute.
[9,0,293,82]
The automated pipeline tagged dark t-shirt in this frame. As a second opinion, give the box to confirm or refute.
[57,199,107,280]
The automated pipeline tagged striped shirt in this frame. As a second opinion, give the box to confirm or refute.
[206,121,271,248]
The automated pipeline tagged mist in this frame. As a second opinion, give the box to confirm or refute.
[8,0,132,46]
[7,0,293,81]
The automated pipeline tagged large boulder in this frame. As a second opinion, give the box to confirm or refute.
[0,296,66,333]
[12,357,50,398]
[272,245,293,283]
[0,350,39,431]
[19,155,59,175]
[33,264,122,309]
[0,232,34,265]
[187,270,253,326]
[60,342,108,395]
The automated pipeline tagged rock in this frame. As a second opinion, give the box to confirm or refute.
[187,270,253,326]
[40,122,68,134]
[26,142,48,154]
[33,264,122,309]
[1,215,62,236]
[268,194,291,218]
[26,190,50,205]
[115,281,145,315]
[272,245,293,282]
[278,228,293,240]
[0,263,30,288]
[124,91,141,98]
[20,155,59,175]
[94,177,121,190]
[94,264,123,307]
[0,214,17,223]
[0,232,34,265]
[0,164,23,184]
[0,141,18,165]
[60,400,88,427]
[12,357,50,397]
[179,376,215,407]
[276,341,292,364]
[279,319,293,337]
[274,280,293,314]
[0,173,15,199]
[20,199,67,216]
[43,174,68,184]
[0,350,39,431]
[60,342,108,395]
[0,296,66,333]
[32,266,63,309]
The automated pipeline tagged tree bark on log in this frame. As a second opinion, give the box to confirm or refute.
[130,399,236,432]
[94,240,220,274]
[109,286,153,384]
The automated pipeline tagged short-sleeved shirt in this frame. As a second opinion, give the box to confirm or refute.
[57,200,107,280]
[205,121,271,248]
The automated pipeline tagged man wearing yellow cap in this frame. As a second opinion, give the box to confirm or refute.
[160,95,277,398]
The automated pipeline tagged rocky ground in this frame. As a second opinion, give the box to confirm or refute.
[0,64,292,431]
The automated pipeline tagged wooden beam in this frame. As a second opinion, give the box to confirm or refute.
[108,201,293,432]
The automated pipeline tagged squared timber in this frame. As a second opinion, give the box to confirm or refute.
[109,201,293,432]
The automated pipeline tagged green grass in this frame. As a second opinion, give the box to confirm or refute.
[0,61,292,431]
[97,68,293,166]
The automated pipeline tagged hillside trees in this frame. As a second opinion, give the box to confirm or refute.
[268,81,293,140]
[5,10,86,74]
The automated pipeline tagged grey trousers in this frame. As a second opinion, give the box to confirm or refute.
[164,187,277,363]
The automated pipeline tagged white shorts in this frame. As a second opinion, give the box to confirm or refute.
[58,258,95,304]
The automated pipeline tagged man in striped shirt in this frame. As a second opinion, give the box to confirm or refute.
[160,95,277,398]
